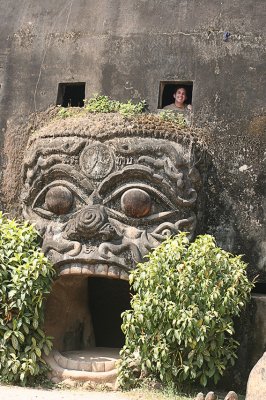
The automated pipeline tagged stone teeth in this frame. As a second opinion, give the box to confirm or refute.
[70,264,83,274]
[56,354,117,373]
[104,360,117,371]
[54,352,61,364]
[56,353,68,368]
[60,266,71,275]
[108,266,120,278]
[95,264,108,276]
[120,270,129,281]
[67,359,79,370]
[92,362,105,372]
[82,264,95,274]
[59,263,129,280]
[79,361,92,371]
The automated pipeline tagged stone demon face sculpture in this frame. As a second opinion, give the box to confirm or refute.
[22,116,200,279]
[21,115,201,381]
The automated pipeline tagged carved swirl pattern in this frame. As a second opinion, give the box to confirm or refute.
[65,205,108,240]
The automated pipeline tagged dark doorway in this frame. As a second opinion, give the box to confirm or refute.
[88,277,131,348]
[57,82,85,107]
[158,81,193,109]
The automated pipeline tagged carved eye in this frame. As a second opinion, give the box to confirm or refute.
[102,182,177,225]
[45,186,74,215]
[121,188,151,218]
[32,182,87,219]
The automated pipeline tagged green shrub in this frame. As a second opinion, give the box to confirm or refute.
[118,233,253,389]
[84,94,119,113]
[0,212,55,385]
[118,99,146,116]
[84,94,146,116]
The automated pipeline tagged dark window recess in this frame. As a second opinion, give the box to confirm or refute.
[252,282,266,294]
[158,81,193,109]
[57,82,85,107]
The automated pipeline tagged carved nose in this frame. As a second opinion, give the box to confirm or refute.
[75,205,108,238]
[64,205,108,240]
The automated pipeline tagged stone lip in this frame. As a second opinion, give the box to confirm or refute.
[58,348,119,372]
[45,349,119,384]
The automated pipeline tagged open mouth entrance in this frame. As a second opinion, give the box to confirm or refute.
[88,277,131,348]
[44,274,131,370]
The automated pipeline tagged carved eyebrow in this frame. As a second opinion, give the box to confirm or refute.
[98,165,197,207]
[98,165,176,198]
[23,140,87,184]
[23,164,94,205]
[45,165,94,193]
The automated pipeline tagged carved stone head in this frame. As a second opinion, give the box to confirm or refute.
[21,113,202,380]
[22,114,201,278]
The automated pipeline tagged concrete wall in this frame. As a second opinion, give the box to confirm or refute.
[0,1,265,276]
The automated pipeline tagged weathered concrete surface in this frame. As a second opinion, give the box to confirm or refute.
[246,352,266,400]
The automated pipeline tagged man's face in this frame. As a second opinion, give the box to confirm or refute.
[174,88,187,104]
[22,133,199,279]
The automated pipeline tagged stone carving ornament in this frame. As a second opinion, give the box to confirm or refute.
[21,114,202,382]
[22,115,201,279]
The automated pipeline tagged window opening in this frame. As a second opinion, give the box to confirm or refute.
[158,81,193,109]
[57,82,85,107]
